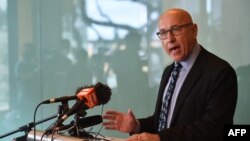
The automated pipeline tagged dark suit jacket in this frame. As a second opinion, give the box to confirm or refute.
[138,46,237,141]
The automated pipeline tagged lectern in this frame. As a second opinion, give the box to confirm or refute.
[27,130,125,141]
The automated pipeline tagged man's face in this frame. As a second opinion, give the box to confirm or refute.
[158,11,197,62]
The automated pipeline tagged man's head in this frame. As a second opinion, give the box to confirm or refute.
[157,8,198,62]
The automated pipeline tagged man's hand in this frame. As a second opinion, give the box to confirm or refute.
[102,109,138,133]
[126,133,160,141]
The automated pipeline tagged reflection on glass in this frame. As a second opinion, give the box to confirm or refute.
[0,0,8,112]
[0,0,250,140]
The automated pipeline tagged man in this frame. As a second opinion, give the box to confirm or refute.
[103,8,237,141]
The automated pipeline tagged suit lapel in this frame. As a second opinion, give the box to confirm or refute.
[158,65,173,100]
[170,48,206,126]
[155,64,173,127]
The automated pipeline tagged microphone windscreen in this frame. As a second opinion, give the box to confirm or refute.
[75,82,112,105]
[94,82,112,105]
[75,86,91,116]
[74,82,111,116]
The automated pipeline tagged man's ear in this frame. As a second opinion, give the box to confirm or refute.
[192,23,198,38]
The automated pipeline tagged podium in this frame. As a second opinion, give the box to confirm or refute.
[27,130,125,141]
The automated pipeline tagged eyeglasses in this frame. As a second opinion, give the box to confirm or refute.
[156,23,193,40]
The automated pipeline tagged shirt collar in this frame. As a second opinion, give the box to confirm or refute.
[177,43,201,72]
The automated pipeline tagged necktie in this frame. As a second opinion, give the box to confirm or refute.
[158,62,182,132]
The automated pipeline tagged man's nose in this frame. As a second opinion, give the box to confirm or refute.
[166,31,175,43]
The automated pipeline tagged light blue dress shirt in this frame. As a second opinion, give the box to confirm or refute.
[164,44,201,128]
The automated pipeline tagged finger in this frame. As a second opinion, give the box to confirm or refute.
[103,125,116,130]
[103,121,118,130]
[102,115,116,120]
[102,121,115,126]
[104,110,119,115]
[103,121,120,129]
[103,124,115,130]
[126,134,141,141]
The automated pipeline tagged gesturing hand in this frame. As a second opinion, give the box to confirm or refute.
[126,133,160,141]
[102,109,138,133]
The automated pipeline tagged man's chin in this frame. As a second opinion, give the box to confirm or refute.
[171,55,182,62]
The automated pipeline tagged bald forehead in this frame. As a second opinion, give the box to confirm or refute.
[159,9,193,24]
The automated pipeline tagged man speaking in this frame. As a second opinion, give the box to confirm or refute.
[102,8,237,141]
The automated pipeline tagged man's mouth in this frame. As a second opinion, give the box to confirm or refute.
[169,46,180,53]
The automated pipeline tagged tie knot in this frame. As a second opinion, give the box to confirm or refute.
[174,62,182,71]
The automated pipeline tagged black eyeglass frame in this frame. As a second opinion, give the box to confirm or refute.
[156,23,193,40]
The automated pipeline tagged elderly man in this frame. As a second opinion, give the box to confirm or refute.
[103,8,237,141]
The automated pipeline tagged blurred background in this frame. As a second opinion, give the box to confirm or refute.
[0,0,249,140]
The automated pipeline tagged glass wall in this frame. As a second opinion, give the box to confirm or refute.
[0,0,249,140]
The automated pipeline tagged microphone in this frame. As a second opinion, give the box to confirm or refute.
[46,115,103,133]
[77,115,103,128]
[52,82,111,127]
[42,82,111,108]
[42,96,76,104]
[68,115,103,137]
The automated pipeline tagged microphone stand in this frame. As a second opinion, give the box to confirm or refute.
[0,114,57,140]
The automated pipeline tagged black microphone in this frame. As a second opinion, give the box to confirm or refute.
[46,115,103,133]
[42,96,76,104]
[42,82,111,106]
[68,115,103,137]
[52,82,111,127]
[77,115,103,128]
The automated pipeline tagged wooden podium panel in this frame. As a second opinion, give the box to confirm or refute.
[27,130,125,141]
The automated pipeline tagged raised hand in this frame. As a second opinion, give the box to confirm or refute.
[102,109,138,133]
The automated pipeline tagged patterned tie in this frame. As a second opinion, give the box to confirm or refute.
[158,62,182,132]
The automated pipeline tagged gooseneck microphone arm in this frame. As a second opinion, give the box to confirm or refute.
[42,95,76,104]
[0,114,57,139]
